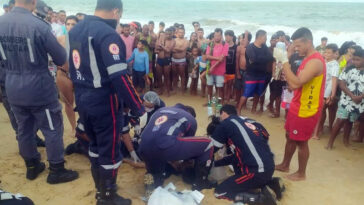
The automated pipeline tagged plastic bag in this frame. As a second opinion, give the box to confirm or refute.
[148,183,204,205]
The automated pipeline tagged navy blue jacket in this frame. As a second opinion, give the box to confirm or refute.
[212,115,274,174]
[68,15,144,116]
[0,7,66,106]
[140,104,197,149]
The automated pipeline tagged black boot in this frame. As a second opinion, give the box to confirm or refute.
[191,161,217,191]
[261,186,277,205]
[97,177,131,205]
[267,177,285,201]
[65,140,88,156]
[235,191,262,204]
[235,186,277,205]
[47,162,79,184]
[36,135,45,147]
[91,165,101,200]
[25,159,45,180]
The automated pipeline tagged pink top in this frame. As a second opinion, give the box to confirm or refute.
[206,43,229,76]
[121,34,135,61]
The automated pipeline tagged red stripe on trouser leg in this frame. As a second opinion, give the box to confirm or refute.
[110,95,117,177]
[126,75,143,104]
[216,195,233,201]
[121,76,141,109]
[236,173,255,184]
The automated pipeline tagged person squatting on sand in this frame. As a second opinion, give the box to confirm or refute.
[1,0,364,204]
[207,104,284,204]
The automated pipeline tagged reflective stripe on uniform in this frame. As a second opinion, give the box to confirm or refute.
[107,63,127,75]
[122,125,130,132]
[231,119,265,173]
[160,110,177,115]
[0,42,6,60]
[89,150,99,158]
[27,38,34,63]
[211,138,224,148]
[167,117,187,136]
[101,161,122,170]
[45,109,54,130]
[77,122,85,131]
[88,37,101,88]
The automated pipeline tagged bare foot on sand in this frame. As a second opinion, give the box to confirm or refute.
[257,109,264,115]
[285,172,306,181]
[325,144,333,150]
[344,142,351,148]
[312,135,320,140]
[270,113,280,118]
[352,138,363,143]
[275,164,290,173]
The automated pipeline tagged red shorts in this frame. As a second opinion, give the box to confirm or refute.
[285,112,320,141]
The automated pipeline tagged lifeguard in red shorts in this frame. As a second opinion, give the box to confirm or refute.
[275,27,326,181]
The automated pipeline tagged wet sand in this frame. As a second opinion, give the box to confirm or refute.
[0,93,364,205]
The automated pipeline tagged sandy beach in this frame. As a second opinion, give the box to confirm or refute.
[1,93,364,205]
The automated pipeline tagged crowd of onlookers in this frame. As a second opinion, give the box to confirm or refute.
[2,0,363,148]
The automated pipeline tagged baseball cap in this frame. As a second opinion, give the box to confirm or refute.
[36,0,50,18]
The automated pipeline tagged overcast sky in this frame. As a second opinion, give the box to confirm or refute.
[242,0,363,1]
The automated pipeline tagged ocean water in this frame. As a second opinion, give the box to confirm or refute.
[1,0,364,46]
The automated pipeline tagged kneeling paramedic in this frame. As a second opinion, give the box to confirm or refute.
[138,104,216,196]
[209,104,283,204]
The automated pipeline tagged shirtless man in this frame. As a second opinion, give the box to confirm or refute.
[149,21,158,89]
[172,27,189,93]
[157,21,165,38]
[275,28,326,181]
[235,31,252,103]
[155,28,175,96]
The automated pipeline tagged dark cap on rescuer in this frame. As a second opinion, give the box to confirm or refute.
[35,0,50,18]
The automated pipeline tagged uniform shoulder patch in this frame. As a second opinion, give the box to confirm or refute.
[72,50,81,69]
[109,43,120,55]
[244,122,256,131]
[155,115,168,126]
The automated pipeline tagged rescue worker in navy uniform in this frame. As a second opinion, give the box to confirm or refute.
[208,104,282,204]
[68,0,144,204]
[0,0,47,151]
[138,103,216,196]
[0,0,78,183]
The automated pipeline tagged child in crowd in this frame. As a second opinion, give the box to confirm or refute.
[198,50,208,97]
[127,40,150,93]
[326,46,364,149]
[269,41,287,118]
[188,46,200,95]
[312,44,340,140]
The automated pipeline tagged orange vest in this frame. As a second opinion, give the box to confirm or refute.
[289,52,326,118]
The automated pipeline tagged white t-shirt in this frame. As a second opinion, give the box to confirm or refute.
[324,60,340,98]
[51,23,63,37]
